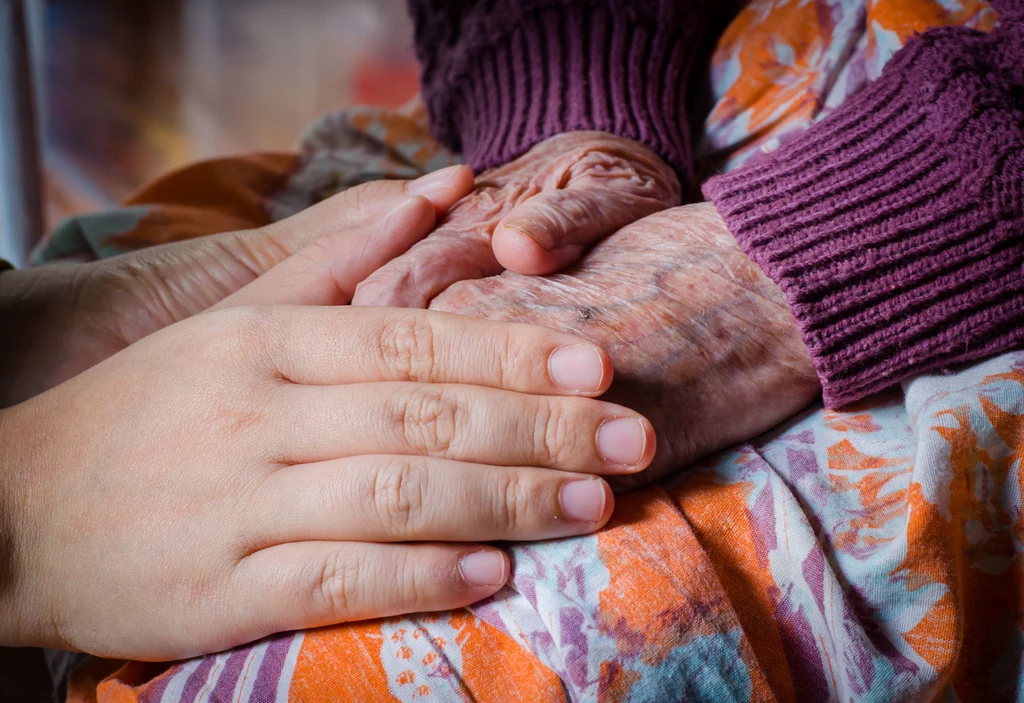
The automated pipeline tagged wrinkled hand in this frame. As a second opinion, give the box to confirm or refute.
[0,167,475,407]
[431,203,822,490]
[352,132,681,307]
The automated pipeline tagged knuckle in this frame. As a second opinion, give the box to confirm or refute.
[377,314,438,382]
[390,386,460,457]
[497,329,517,389]
[309,550,362,620]
[223,305,284,372]
[533,398,573,467]
[492,471,531,533]
[571,148,681,205]
[369,457,428,535]
[442,179,535,234]
[398,549,432,607]
[543,194,592,232]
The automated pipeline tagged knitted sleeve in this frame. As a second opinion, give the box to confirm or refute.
[703,9,1024,408]
[406,0,710,180]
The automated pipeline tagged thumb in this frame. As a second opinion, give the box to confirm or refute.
[260,164,474,255]
[215,195,438,309]
[135,166,473,317]
[492,181,675,276]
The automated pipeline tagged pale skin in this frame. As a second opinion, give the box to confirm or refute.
[0,169,655,661]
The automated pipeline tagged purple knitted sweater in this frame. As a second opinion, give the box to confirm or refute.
[406,0,708,178]
[409,0,1024,407]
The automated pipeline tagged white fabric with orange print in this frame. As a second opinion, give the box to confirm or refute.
[697,0,998,172]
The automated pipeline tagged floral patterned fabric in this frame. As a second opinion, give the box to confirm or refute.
[45,1,1024,701]
[696,0,998,172]
[64,353,1024,702]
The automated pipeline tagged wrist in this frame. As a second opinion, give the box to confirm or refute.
[0,402,63,649]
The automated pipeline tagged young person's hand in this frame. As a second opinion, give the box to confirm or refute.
[0,166,474,407]
[0,199,654,661]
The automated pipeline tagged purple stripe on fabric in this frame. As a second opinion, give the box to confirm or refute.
[248,634,294,703]
[141,659,204,703]
[802,549,827,616]
[178,657,217,703]
[774,596,833,700]
[209,647,251,701]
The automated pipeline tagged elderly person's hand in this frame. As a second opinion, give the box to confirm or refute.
[431,202,822,490]
[0,192,655,661]
[351,132,681,307]
[0,166,475,408]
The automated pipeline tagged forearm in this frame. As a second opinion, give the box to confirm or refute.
[704,12,1024,407]
[407,0,711,182]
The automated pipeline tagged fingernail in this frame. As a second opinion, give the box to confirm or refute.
[503,219,556,250]
[559,480,608,523]
[459,551,507,587]
[407,165,461,196]
[596,418,647,468]
[548,345,605,392]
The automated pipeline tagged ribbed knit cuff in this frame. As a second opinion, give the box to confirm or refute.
[413,2,703,180]
[703,23,1024,407]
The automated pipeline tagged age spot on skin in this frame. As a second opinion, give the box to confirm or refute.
[577,306,599,323]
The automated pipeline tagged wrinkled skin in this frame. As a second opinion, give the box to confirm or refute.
[432,203,822,490]
[353,132,681,307]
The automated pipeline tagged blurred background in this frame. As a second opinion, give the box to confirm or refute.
[0,1,419,694]
[0,0,419,264]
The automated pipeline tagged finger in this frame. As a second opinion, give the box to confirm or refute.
[251,457,614,546]
[261,164,475,252]
[247,306,613,396]
[271,382,655,474]
[492,182,672,276]
[350,232,502,308]
[124,167,476,318]
[214,196,436,309]
[234,542,508,633]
